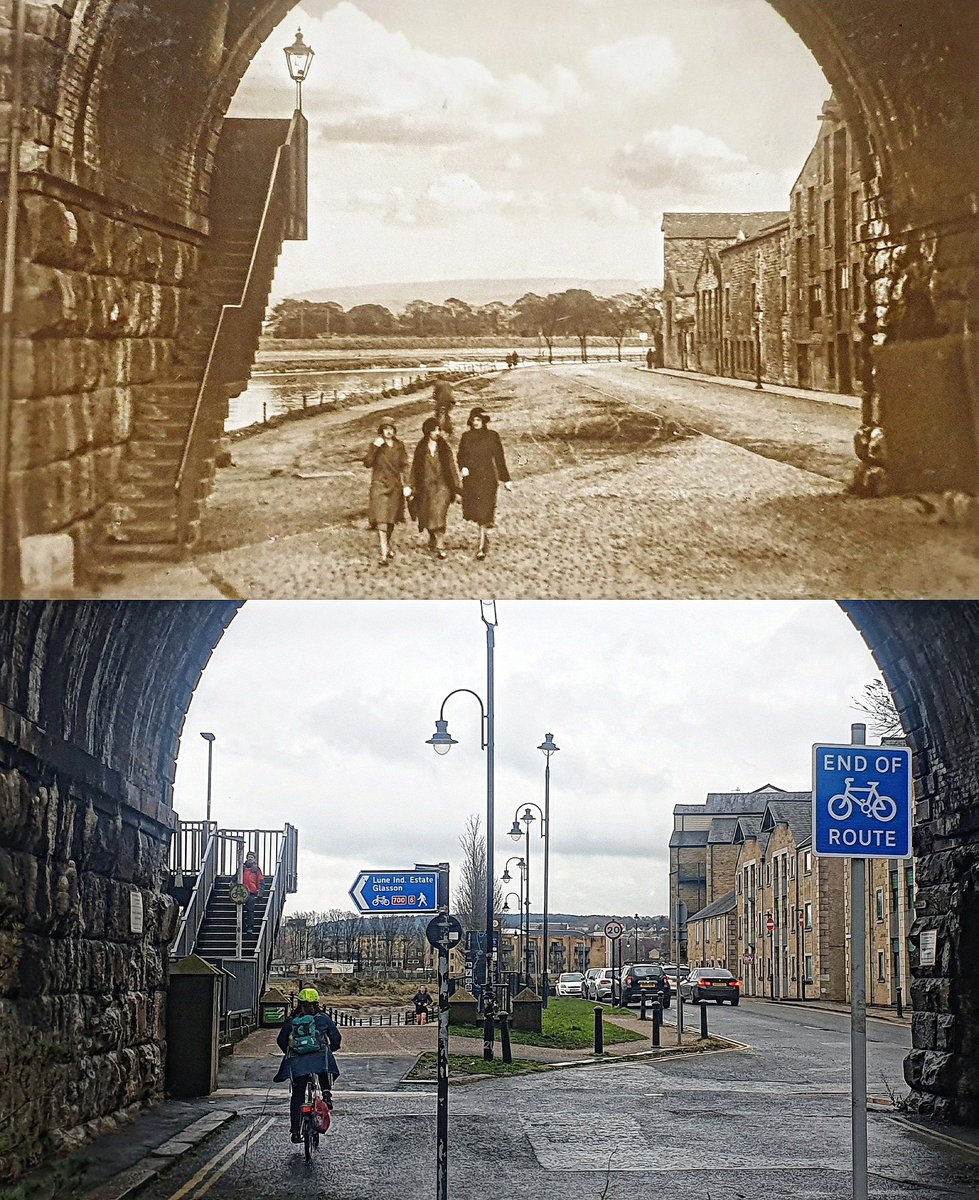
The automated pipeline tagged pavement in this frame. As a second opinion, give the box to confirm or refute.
[650,365,863,410]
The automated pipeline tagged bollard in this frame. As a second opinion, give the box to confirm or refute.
[594,1005,604,1054]
[302,393,308,409]
[640,994,648,1021]
[652,1002,661,1047]
[500,1013,513,1064]
[262,401,268,423]
[483,1011,496,1062]
[895,985,904,1019]
[699,1002,709,1040]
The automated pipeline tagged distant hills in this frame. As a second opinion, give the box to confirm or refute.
[295,276,657,312]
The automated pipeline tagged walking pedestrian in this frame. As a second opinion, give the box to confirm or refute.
[646,347,654,369]
[413,985,433,1024]
[433,380,456,438]
[410,417,461,559]
[242,850,264,935]
[364,420,410,566]
[457,407,512,560]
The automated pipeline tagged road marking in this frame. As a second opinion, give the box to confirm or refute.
[189,1118,276,1199]
[164,1117,274,1200]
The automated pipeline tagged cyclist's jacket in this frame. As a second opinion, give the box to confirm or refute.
[273,1010,341,1083]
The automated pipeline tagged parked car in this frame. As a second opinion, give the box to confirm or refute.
[619,962,672,1008]
[581,967,603,997]
[679,968,741,1005]
[662,963,690,990]
[587,967,619,1002]
[555,971,584,997]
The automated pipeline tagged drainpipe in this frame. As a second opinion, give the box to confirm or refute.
[0,0,26,596]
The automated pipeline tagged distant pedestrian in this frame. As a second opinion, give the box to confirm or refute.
[242,850,264,934]
[410,417,461,559]
[413,985,433,1024]
[646,347,654,369]
[433,380,456,438]
[364,420,410,566]
[457,407,512,560]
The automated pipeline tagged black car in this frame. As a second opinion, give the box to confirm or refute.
[679,968,740,1005]
[619,963,672,1008]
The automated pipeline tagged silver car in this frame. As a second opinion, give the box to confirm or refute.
[555,971,584,997]
[587,967,618,1002]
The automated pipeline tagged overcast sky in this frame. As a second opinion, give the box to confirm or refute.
[171,601,881,920]
[228,0,830,298]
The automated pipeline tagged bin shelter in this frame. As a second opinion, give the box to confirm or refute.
[166,954,223,1096]
[260,987,289,1027]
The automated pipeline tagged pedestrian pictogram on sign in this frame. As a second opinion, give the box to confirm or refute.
[812,743,912,859]
[766,916,775,932]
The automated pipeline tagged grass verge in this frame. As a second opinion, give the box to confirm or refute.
[450,998,645,1049]
[407,1053,561,1081]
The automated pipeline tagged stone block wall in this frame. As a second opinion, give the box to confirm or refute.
[0,761,177,1178]
[11,191,200,569]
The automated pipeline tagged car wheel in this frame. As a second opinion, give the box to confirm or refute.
[715,998,723,1005]
[730,998,740,1006]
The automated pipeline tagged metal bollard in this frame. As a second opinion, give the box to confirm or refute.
[500,1013,513,1064]
[262,401,268,423]
[652,1002,661,1047]
[302,393,308,409]
[699,1002,709,1040]
[594,1005,604,1054]
[896,985,904,1019]
[640,994,648,1021]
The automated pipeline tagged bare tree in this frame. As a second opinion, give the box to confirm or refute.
[852,679,903,738]
[454,814,503,933]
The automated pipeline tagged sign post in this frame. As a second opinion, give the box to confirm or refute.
[423,870,459,1200]
[813,725,912,1200]
[604,919,624,1005]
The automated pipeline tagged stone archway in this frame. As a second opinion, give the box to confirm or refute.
[2,2,979,590]
[1,598,978,1181]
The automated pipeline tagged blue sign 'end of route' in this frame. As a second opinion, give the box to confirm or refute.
[812,743,912,859]
[349,870,439,914]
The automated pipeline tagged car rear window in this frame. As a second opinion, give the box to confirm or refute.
[699,970,735,980]
[561,973,582,981]
[630,966,663,978]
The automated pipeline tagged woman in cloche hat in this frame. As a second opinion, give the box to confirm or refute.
[363,419,410,566]
[409,416,461,559]
[456,408,512,560]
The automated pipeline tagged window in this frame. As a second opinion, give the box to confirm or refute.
[809,283,822,320]
[716,918,724,940]
[804,954,814,983]
[788,857,795,879]
[876,888,885,922]
[804,850,813,874]
[851,191,861,239]
[804,901,813,929]
[724,286,731,319]
[827,339,836,378]
[791,954,798,980]
[809,233,817,265]
[877,950,887,982]
[781,275,788,314]
[737,875,742,894]
[824,269,834,314]
[807,185,816,223]
[822,137,831,183]
[824,199,832,243]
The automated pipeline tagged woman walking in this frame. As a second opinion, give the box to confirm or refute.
[433,379,455,437]
[457,407,512,560]
[410,417,461,559]
[364,419,410,566]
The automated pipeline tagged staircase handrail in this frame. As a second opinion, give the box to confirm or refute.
[253,823,298,998]
[171,825,219,959]
[175,110,306,544]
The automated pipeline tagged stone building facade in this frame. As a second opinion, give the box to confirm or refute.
[844,856,915,1008]
[687,890,737,970]
[717,219,791,385]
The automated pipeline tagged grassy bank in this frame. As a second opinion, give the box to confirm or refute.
[450,998,645,1049]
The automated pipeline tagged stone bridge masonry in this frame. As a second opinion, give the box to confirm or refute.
[0,599,977,1182]
[1,2,978,593]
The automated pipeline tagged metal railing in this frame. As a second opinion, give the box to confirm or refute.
[253,824,298,1007]
[175,110,307,546]
[171,824,218,959]
[169,819,216,878]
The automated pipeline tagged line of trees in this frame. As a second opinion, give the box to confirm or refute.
[266,287,664,362]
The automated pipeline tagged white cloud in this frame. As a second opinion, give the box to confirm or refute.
[235,3,584,145]
[586,34,682,100]
[579,186,641,223]
[352,172,546,225]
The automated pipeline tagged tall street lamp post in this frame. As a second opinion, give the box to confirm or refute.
[509,803,544,991]
[501,889,524,979]
[753,302,764,390]
[538,733,558,1005]
[200,731,216,823]
[502,857,527,987]
[283,28,315,113]
[427,602,499,1059]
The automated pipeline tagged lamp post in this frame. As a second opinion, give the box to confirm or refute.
[753,302,764,390]
[538,733,558,1005]
[501,890,524,979]
[502,856,527,988]
[283,28,315,114]
[427,602,499,1058]
[509,804,544,990]
[200,731,215,824]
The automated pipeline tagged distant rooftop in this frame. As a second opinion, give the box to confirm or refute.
[689,889,737,922]
[670,829,710,848]
[662,212,788,239]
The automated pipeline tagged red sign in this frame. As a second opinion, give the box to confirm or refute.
[766,916,776,932]
[799,912,806,926]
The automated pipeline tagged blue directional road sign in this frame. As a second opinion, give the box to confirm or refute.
[349,870,439,914]
[812,743,912,858]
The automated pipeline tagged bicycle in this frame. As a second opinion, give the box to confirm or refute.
[827,777,898,822]
[298,1074,331,1161]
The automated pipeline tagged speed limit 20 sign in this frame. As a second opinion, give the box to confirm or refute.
[604,919,624,939]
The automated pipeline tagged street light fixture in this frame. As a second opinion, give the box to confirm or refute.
[510,804,544,989]
[427,601,499,1059]
[538,733,559,1006]
[501,889,524,976]
[501,855,526,982]
[753,301,764,390]
[199,731,216,824]
[283,28,315,113]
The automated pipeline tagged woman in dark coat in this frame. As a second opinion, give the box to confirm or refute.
[456,407,512,560]
[364,419,410,565]
[433,379,455,437]
[410,417,461,559]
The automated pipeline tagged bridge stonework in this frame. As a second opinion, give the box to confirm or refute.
[0,601,240,1179]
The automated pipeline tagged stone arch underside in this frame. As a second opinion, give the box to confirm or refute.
[7,0,979,588]
[0,598,978,1182]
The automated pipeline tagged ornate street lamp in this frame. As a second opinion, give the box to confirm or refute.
[510,805,544,989]
[284,28,315,113]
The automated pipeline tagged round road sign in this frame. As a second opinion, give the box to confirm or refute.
[229,883,249,904]
[766,916,776,932]
[604,919,625,939]
[426,913,464,951]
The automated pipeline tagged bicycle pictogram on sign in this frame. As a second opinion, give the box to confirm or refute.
[827,778,898,823]
[812,743,911,860]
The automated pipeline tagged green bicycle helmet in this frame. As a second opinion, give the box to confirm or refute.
[297,988,320,1003]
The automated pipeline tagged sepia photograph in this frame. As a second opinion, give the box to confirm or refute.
[1,0,978,598]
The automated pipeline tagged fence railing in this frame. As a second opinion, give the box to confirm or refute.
[169,820,216,878]
[171,825,218,959]
[253,824,297,1007]
[175,110,307,547]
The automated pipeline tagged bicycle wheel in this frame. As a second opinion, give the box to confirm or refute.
[871,794,898,822]
[827,793,852,820]
[303,1116,314,1161]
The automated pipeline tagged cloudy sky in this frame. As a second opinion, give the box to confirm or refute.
[171,601,882,920]
[228,0,831,297]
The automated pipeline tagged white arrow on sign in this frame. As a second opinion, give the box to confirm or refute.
[351,874,369,910]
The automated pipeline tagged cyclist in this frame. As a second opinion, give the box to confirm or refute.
[273,988,341,1143]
